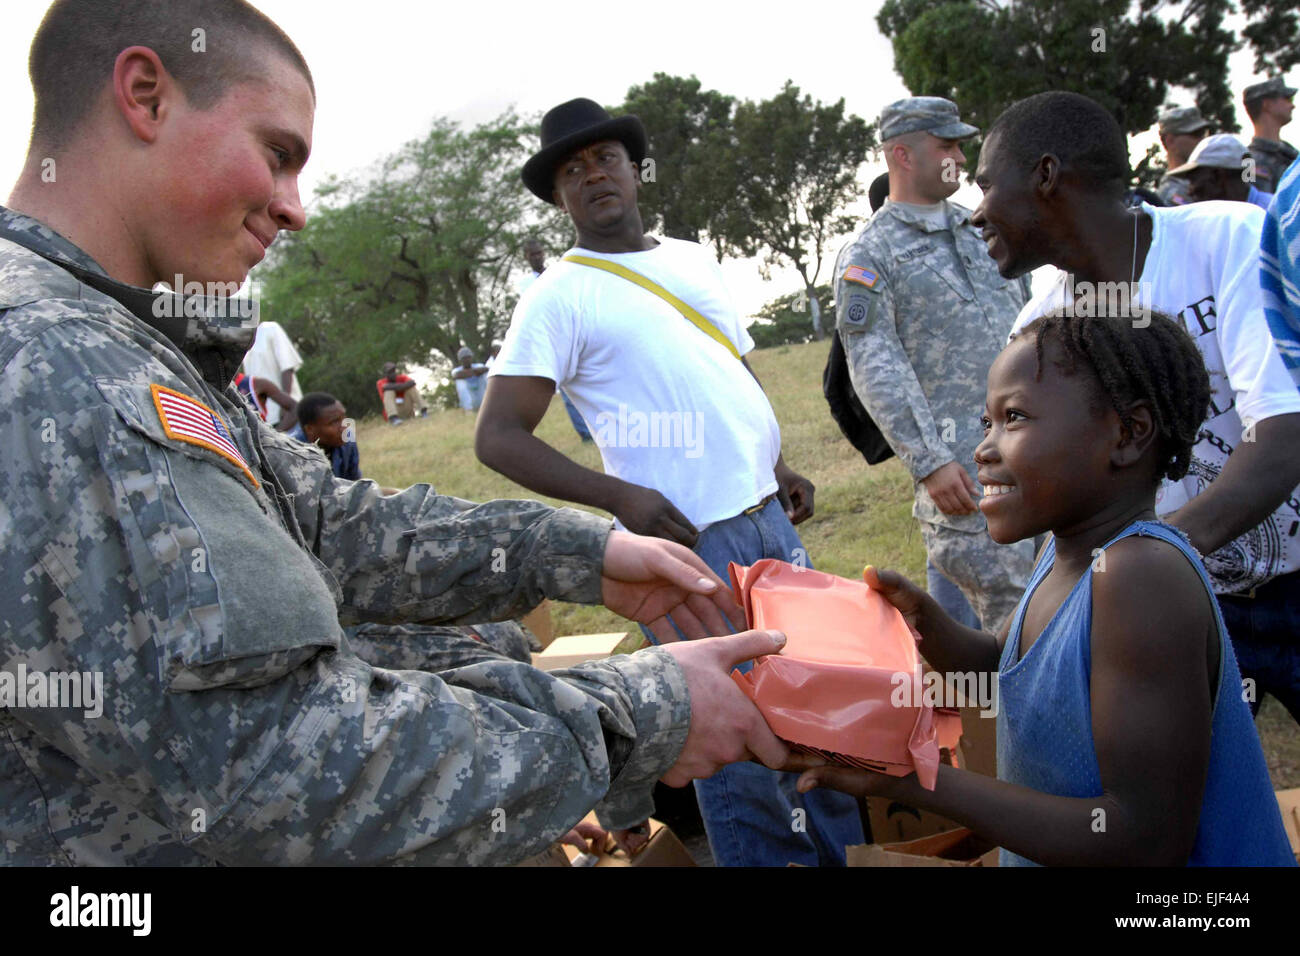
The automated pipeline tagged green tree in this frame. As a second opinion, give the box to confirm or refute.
[257,111,568,415]
[713,82,875,341]
[617,74,734,243]
[749,283,835,349]
[876,0,1239,180]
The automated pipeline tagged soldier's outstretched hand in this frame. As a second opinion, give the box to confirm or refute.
[601,530,746,641]
[658,629,790,787]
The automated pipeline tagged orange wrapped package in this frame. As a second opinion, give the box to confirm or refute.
[728,559,961,790]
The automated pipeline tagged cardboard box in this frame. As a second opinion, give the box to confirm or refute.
[532,632,629,671]
[1278,788,1300,863]
[520,600,555,650]
[558,815,697,867]
[957,704,997,778]
[847,827,999,867]
[866,796,962,844]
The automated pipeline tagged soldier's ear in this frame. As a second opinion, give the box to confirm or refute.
[112,47,172,144]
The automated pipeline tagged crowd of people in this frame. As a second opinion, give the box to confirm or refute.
[1,0,1298,868]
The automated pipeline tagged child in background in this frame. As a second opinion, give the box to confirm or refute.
[290,392,361,481]
[794,309,1295,866]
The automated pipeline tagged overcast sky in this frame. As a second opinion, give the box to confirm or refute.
[0,0,1284,317]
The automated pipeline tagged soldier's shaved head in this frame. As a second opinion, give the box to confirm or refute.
[28,0,314,151]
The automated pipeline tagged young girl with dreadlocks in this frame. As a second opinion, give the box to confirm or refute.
[793,309,1296,866]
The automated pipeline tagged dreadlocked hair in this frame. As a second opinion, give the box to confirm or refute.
[1024,308,1211,482]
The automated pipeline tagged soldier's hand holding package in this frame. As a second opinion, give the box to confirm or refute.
[601,532,791,783]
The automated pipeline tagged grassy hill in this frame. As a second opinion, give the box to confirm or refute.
[355,339,1299,789]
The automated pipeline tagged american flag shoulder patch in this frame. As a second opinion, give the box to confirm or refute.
[150,384,259,488]
[843,264,879,289]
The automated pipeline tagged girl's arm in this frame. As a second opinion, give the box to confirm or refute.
[805,540,1213,866]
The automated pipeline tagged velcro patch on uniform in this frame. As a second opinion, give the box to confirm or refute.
[151,384,259,488]
[842,265,880,290]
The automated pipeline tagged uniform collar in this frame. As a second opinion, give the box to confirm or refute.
[0,206,259,387]
[1249,136,1298,159]
[881,198,970,232]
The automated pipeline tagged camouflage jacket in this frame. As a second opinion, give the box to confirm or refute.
[1157,172,1192,206]
[834,200,1030,530]
[0,207,690,866]
[1248,137,1299,195]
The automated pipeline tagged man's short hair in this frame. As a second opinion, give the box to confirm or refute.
[297,392,340,426]
[987,92,1130,193]
[1244,98,1264,122]
[29,0,315,149]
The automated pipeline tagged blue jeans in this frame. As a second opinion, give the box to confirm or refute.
[642,496,865,866]
[560,389,592,441]
[1217,570,1300,725]
[926,559,980,629]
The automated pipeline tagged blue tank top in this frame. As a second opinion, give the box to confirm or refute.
[995,519,1295,866]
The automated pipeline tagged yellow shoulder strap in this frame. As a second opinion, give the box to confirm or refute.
[562,254,742,361]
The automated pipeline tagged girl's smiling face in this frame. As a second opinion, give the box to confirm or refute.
[975,333,1118,544]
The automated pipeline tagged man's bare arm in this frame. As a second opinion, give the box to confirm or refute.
[475,376,699,546]
[1168,413,1300,555]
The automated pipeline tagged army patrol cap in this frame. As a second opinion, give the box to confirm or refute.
[1168,133,1251,175]
[457,347,474,360]
[1244,77,1297,105]
[879,96,979,142]
[1158,106,1212,136]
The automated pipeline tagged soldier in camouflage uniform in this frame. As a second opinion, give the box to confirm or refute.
[1155,107,1212,206]
[0,0,790,866]
[1244,78,1298,195]
[834,97,1036,631]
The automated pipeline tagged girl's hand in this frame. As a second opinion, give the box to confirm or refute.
[797,765,898,799]
[863,565,930,636]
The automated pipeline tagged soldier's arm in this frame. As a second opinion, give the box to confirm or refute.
[834,254,956,482]
[0,328,692,864]
[258,423,616,625]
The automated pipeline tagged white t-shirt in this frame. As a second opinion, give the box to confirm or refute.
[454,365,488,410]
[243,320,303,426]
[1011,201,1300,593]
[491,237,781,528]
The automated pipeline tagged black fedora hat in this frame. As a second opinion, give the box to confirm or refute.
[521,98,647,204]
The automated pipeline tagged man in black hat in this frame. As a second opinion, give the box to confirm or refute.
[1243,77,1297,194]
[476,98,864,866]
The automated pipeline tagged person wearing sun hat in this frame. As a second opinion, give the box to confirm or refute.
[1170,132,1275,209]
[478,97,864,867]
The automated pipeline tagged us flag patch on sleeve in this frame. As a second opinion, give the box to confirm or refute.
[842,265,879,289]
[150,383,259,488]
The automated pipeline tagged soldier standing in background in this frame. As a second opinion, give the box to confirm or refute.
[1244,77,1297,195]
[1155,106,1212,206]
[834,97,1036,631]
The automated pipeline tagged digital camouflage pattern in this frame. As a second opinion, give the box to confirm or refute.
[1248,137,1299,195]
[834,199,1035,630]
[0,207,691,865]
[1157,172,1193,206]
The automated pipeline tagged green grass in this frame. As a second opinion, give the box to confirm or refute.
[356,339,1299,790]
